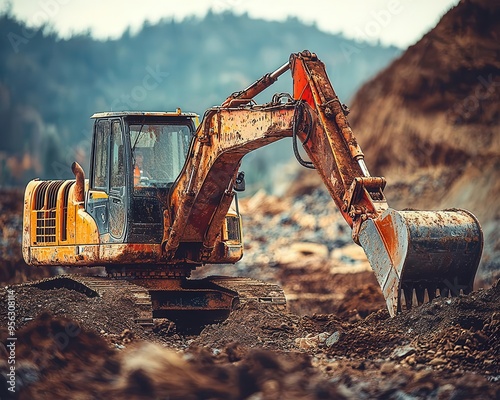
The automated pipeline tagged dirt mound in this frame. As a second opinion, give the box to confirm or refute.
[1,282,498,399]
[349,0,500,173]
[334,0,500,282]
[327,280,500,374]
[194,301,344,352]
[0,286,151,342]
[0,311,349,399]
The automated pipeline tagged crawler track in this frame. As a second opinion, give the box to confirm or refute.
[20,275,154,327]
[19,275,287,329]
[207,276,286,308]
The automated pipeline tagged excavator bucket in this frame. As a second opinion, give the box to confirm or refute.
[358,208,483,316]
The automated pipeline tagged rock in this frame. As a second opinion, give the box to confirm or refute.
[428,357,447,366]
[391,345,416,359]
[437,384,455,398]
[326,331,341,347]
[380,362,395,375]
[317,332,331,343]
[290,242,329,258]
[413,369,433,382]
[404,355,416,366]
[212,348,221,356]
[295,332,331,349]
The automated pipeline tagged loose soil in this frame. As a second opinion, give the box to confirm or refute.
[0,187,498,399]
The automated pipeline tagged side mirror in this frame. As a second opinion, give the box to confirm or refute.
[234,171,245,192]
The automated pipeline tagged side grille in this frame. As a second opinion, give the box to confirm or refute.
[61,182,74,241]
[225,216,241,242]
[34,181,64,244]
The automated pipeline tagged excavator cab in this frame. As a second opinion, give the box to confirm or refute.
[86,112,197,245]
[23,110,245,272]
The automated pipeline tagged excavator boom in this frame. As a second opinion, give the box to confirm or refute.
[163,51,483,316]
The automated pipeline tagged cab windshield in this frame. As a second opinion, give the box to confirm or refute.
[129,122,193,189]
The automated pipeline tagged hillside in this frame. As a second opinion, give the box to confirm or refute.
[0,11,399,189]
[350,0,499,181]
[299,0,499,279]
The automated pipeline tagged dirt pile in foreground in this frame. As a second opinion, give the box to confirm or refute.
[1,281,498,399]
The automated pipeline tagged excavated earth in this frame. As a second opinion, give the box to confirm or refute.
[0,185,499,400]
[1,1,500,398]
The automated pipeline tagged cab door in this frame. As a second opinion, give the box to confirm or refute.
[108,120,127,240]
[87,119,127,242]
[87,119,110,237]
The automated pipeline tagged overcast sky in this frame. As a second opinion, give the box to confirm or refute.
[3,0,460,48]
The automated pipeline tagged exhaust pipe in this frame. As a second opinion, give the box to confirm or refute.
[71,161,85,203]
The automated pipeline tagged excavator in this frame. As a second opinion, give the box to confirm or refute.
[21,51,483,328]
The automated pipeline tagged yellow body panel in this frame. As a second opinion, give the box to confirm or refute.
[22,178,242,266]
[87,190,108,200]
[28,243,162,266]
[23,179,100,265]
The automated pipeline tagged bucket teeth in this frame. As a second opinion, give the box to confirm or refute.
[396,279,476,311]
[402,285,413,309]
[440,286,450,298]
[427,284,437,302]
[415,285,425,305]
[398,281,465,311]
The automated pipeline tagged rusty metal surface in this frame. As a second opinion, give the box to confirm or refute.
[164,51,392,262]
[27,243,166,266]
[290,52,389,228]
[221,62,290,107]
[71,162,85,203]
[164,104,296,260]
[359,208,483,316]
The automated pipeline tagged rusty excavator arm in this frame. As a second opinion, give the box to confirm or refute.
[163,51,483,316]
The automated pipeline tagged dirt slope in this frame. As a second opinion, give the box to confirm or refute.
[288,0,500,281]
[342,0,500,279]
[350,0,500,174]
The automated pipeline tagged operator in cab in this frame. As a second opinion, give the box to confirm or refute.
[133,150,150,186]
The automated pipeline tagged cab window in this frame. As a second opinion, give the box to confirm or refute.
[93,120,110,190]
[130,122,192,189]
[110,121,125,191]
